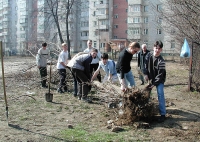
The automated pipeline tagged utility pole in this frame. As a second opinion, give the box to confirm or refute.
[98,17,100,51]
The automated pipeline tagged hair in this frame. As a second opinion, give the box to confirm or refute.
[154,40,163,48]
[129,42,140,49]
[91,48,98,53]
[142,44,147,48]
[101,53,109,59]
[42,42,47,47]
[62,43,67,47]
[87,40,92,44]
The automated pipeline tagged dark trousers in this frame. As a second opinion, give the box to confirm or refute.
[72,68,90,97]
[58,69,67,90]
[90,63,101,82]
[67,67,78,95]
[39,67,47,86]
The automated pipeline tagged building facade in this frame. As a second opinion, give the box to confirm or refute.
[0,0,179,55]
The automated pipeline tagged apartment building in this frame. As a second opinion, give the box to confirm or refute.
[0,0,17,55]
[88,0,178,51]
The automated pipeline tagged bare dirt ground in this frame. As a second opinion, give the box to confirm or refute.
[0,56,200,142]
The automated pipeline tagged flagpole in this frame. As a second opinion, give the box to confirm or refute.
[0,41,9,125]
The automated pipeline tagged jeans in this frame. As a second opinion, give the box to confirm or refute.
[156,83,166,115]
[117,70,135,87]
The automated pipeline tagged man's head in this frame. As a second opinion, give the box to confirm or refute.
[153,40,163,57]
[42,42,47,49]
[128,42,140,55]
[101,53,109,65]
[142,44,147,52]
[62,43,68,51]
[87,40,92,48]
[90,48,98,58]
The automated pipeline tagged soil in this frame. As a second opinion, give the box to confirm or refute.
[0,56,200,142]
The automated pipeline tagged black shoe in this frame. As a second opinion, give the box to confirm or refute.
[42,85,48,88]
[158,115,165,123]
[64,89,70,93]
[81,97,92,103]
[57,88,64,93]
[73,94,77,97]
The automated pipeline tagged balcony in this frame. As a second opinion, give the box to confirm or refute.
[128,0,142,5]
[0,26,2,29]
[2,32,8,36]
[96,3,109,9]
[97,14,108,20]
[127,34,141,40]
[0,33,2,36]
[3,10,9,15]
[2,17,9,22]
[3,3,9,8]
[80,35,88,40]
[80,26,89,31]
[99,24,109,30]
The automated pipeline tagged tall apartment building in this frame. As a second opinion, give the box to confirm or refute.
[0,0,17,54]
[16,0,38,54]
[88,0,178,51]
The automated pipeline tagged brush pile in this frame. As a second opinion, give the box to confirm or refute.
[115,85,155,125]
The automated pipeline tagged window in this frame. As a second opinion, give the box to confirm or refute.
[100,1,103,4]
[93,11,96,16]
[157,4,162,11]
[157,29,162,34]
[126,9,128,12]
[114,5,118,8]
[93,21,97,26]
[114,14,118,19]
[157,17,162,23]
[143,29,148,35]
[129,4,140,12]
[129,27,140,35]
[114,25,118,28]
[171,28,176,35]
[101,43,105,48]
[94,2,96,7]
[144,17,148,23]
[144,5,148,12]
[171,40,175,48]
[114,36,117,39]
[133,17,140,23]
[94,41,97,48]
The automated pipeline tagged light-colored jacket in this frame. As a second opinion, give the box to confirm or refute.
[36,48,50,67]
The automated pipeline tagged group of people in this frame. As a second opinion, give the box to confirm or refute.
[36,40,166,123]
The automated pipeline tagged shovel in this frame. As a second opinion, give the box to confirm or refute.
[45,61,53,102]
[0,43,9,125]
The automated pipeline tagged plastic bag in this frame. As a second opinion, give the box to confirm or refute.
[180,39,190,58]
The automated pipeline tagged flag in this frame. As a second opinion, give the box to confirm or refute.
[180,39,190,58]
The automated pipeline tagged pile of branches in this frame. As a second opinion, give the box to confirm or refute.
[115,86,155,125]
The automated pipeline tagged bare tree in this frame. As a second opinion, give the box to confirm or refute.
[158,0,200,44]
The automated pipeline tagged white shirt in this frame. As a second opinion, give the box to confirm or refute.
[57,51,68,69]
[83,48,101,64]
